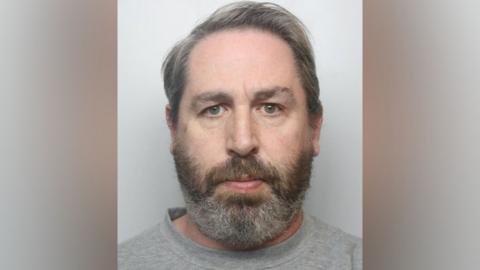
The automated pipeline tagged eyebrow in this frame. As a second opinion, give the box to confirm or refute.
[190,91,234,111]
[253,86,295,103]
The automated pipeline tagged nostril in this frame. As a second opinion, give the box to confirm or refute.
[230,133,258,156]
[228,146,258,158]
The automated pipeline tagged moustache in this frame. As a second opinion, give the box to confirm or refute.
[200,155,282,195]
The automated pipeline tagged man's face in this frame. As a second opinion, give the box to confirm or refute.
[168,29,322,249]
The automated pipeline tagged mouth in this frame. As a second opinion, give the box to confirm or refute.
[220,177,264,193]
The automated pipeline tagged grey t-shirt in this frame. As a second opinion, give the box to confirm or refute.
[118,208,362,270]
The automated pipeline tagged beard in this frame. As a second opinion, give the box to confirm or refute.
[173,144,313,250]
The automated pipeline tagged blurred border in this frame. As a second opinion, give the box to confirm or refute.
[364,0,480,269]
[1,1,117,269]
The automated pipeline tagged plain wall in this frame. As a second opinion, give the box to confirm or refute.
[118,0,362,242]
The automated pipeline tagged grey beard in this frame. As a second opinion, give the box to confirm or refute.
[183,186,305,250]
[172,143,313,250]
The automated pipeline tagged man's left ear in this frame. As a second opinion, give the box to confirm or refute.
[311,116,323,156]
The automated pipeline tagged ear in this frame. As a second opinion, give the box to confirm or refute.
[311,115,323,156]
[165,105,176,153]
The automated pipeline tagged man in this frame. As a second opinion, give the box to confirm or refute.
[119,2,361,269]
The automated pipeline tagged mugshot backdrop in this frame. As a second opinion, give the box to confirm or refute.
[118,0,362,242]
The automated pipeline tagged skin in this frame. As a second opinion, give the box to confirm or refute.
[166,29,323,250]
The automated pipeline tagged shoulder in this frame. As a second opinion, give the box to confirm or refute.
[118,223,177,270]
[305,215,362,269]
[308,216,361,251]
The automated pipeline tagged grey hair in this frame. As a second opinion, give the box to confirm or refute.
[162,1,322,125]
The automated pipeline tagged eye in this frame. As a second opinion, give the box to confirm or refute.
[260,103,282,115]
[202,105,225,117]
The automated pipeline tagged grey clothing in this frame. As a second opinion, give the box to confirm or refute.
[118,208,362,270]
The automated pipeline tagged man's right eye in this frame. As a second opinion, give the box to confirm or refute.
[202,105,225,117]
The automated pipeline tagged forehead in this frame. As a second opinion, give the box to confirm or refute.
[184,29,303,100]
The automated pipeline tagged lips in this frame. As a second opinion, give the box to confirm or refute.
[222,179,263,191]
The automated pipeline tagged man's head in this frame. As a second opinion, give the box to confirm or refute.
[163,2,323,250]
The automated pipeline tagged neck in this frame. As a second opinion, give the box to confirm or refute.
[173,209,303,250]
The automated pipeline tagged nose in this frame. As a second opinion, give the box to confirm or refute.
[226,108,259,157]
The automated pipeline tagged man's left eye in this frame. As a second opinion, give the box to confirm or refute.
[260,103,281,115]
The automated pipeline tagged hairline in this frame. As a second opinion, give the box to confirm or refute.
[177,27,319,125]
[163,2,323,127]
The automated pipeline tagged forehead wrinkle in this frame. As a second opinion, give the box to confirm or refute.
[190,90,234,111]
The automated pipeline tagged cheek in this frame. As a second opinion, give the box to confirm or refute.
[178,123,227,170]
[260,124,311,163]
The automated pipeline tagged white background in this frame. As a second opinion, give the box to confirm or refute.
[118,0,362,242]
